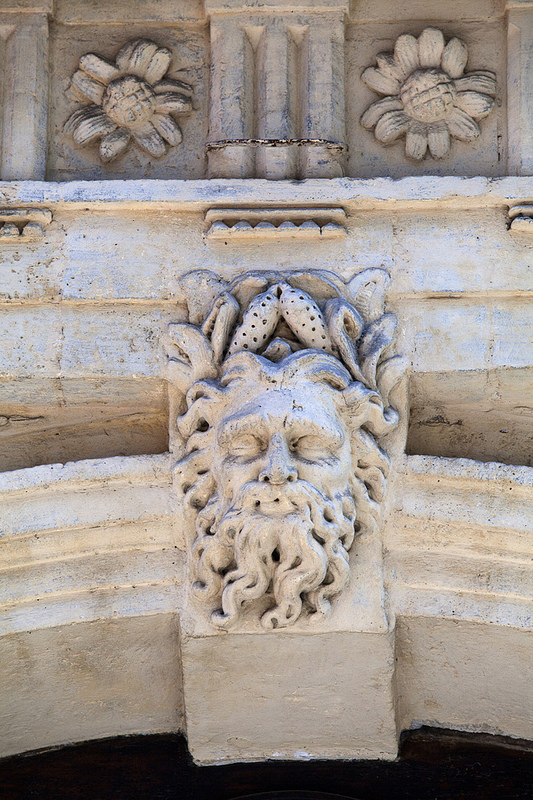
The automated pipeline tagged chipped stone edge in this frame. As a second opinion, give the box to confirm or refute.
[0,206,52,241]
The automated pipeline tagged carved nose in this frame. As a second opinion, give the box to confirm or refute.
[259,435,297,485]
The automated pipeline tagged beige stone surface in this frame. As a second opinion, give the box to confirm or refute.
[408,367,533,466]
[48,25,208,181]
[1,14,49,180]
[54,0,204,24]
[182,630,398,763]
[386,455,533,628]
[349,0,502,24]
[0,454,181,637]
[346,19,506,178]
[0,377,168,472]
[0,0,531,767]
[169,268,404,633]
[0,614,184,758]
[396,617,533,740]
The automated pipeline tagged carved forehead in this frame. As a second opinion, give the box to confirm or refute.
[220,349,353,389]
[216,382,346,441]
[210,351,355,439]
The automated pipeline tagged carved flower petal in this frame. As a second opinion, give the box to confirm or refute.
[418,27,445,69]
[70,70,105,104]
[154,78,193,95]
[374,110,411,143]
[65,106,116,144]
[455,71,496,96]
[151,113,183,145]
[454,90,494,119]
[405,121,428,160]
[447,107,480,141]
[375,52,404,82]
[132,122,167,157]
[115,39,159,76]
[145,48,172,84]
[154,92,192,114]
[427,121,450,158]
[441,37,469,79]
[64,104,99,136]
[360,97,404,129]
[394,34,419,76]
[99,127,131,162]
[78,53,120,85]
[361,67,401,96]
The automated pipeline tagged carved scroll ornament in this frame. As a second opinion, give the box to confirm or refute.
[65,39,192,162]
[167,269,405,630]
[361,27,496,160]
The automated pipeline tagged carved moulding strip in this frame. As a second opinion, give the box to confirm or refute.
[166,268,405,631]
[508,204,533,232]
[0,208,52,241]
[205,207,346,240]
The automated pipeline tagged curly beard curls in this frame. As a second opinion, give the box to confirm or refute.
[191,478,357,630]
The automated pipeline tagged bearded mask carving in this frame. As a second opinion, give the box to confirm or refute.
[166,269,405,630]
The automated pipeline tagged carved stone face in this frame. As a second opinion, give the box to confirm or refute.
[169,268,404,629]
[180,355,385,629]
[212,382,353,511]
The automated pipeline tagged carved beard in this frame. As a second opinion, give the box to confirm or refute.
[192,480,356,629]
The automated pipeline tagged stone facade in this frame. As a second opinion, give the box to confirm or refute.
[0,0,532,767]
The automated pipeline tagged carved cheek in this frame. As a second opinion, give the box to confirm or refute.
[216,455,261,495]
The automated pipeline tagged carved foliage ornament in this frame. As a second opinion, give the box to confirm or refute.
[361,27,496,160]
[167,270,404,630]
[65,39,193,162]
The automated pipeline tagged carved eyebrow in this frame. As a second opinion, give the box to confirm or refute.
[288,417,345,445]
[217,412,269,444]
[217,409,345,447]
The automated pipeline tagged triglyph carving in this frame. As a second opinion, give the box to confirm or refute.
[167,270,404,630]
[361,27,496,160]
[65,39,193,162]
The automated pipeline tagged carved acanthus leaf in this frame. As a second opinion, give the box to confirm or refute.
[167,268,403,403]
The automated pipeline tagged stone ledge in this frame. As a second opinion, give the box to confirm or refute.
[405,454,533,487]
[3,176,533,210]
[0,452,172,494]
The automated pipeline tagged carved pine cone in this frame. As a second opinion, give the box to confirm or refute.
[279,285,332,351]
[228,289,280,355]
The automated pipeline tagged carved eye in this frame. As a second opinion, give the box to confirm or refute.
[229,434,263,457]
[291,435,332,459]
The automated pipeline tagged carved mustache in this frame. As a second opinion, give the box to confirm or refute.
[230,478,326,516]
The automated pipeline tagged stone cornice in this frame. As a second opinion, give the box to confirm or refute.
[2,176,533,211]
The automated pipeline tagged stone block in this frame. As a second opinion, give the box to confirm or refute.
[182,629,398,764]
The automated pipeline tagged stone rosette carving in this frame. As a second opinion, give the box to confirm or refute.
[361,27,496,160]
[166,269,405,630]
[64,39,193,162]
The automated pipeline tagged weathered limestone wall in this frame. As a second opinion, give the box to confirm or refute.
[0,0,531,767]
